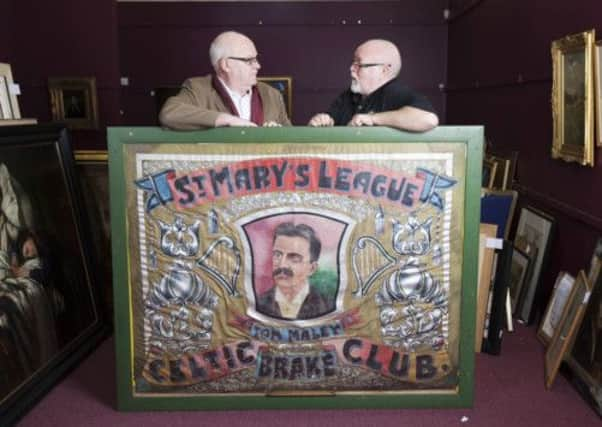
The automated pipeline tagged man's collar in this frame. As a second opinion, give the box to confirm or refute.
[217,77,251,99]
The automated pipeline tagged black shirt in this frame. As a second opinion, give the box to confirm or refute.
[327,79,435,125]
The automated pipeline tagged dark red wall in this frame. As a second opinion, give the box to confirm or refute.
[448,0,602,311]
[117,1,448,125]
[0,0,15,63]
[9,0,121,149]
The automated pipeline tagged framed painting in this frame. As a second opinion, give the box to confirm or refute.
[0,124,107,425]
[545,270,592,389]
[551,29,595,166]
[48,77,99,130]
[509,246,531,315]
[594,40,602,147]
[109,126,482,410]
[258,76,292,118]
[514,206,555,325]
[537,271,575,345]
[482,157,497,189]
[475,223,497,352]
[73,150,112,321]
[0,63,21,120]
[565,237,602,416]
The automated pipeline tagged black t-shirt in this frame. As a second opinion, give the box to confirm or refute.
[327,79,435,125]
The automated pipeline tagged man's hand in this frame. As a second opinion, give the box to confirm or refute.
[262,121,282,127]
[348,113,376,127]
[215,113,258,127]
[308,113,334,127]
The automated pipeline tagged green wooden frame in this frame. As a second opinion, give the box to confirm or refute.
[109,126,483,410]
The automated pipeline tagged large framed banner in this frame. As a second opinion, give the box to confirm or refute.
[109,126,482,410]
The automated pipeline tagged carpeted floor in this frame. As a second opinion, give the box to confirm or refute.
[16,324,601,426]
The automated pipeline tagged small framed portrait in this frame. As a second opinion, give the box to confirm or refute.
[550,29,595,166]
[0,63,21,120]
[258,76,292,118]
[0,124,107,425]
[537,271,575,345]
[48,77,99,129]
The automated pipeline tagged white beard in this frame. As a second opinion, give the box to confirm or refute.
[350,79,361,94]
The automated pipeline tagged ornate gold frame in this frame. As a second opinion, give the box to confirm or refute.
[595,41,602,146]
[551,29,595,167]
[48,77,99,129]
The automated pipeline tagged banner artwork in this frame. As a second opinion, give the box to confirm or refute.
[124,142,466,395]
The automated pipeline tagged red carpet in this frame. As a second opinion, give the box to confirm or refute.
[16,324,601,426]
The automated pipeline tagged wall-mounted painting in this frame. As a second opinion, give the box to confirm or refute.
[258,76,292,118]
[48,77,99,130]
[550,29,595,166]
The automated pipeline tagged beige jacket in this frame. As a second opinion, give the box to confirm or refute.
[159,75,291,130]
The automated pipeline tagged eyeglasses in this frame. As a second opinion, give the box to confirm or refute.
[228,56,260,66]
[351,62,388,69]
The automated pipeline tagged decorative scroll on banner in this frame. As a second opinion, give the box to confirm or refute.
[123,140,467,396]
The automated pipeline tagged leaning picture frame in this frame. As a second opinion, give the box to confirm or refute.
[537,271,575,345]
[48,77,99,130]
[545,270,592,389]
[73,150,112,321]
[258,76,292,118]
[514,206,555,324]
[550,29,595,167]
[109,126,482,410]
[0,124,107,425]
[565,237,602,416]
[509,246,532,315]
[0,63,21,120]
[594,40,602,147]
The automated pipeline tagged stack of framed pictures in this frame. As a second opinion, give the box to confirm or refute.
[513,206,556,324]
[0,124,107,425]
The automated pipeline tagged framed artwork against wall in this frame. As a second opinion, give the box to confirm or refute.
[482,157,497,189]
[565,237,602,416]
[537,271,575,345]
[545,270,592,389]
[475,223,497,352]
[258,76,292,118]
[0,124,107,426]
[509,247,532,315]
[48,77,99,130]
[550,29,595,166]
[73,150,112,321]
[514,206,555,325]
[108,126,482,410]
[594,40,602,147]
[0,63,22,120]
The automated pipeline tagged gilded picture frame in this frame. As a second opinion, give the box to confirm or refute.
[565,237,602,416]
[0,63,21,120]
[551,29,595,167]
[545,270,592,389]
[48,77,99,130]
[258,76,292,118]
[594,40,602,147]
[109,126,482,410]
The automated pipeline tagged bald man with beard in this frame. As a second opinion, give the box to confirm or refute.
[159,31,291,129]
[309,39,438,132]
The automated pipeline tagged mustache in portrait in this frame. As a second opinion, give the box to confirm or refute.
[272,267,294,278]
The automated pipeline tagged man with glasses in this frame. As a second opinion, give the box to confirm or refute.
[308,39,438,131]
[160,31,290,129]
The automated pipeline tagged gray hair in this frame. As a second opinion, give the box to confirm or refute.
[209,31,247,68]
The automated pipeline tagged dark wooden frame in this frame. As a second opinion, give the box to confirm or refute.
[0,124,107,425]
